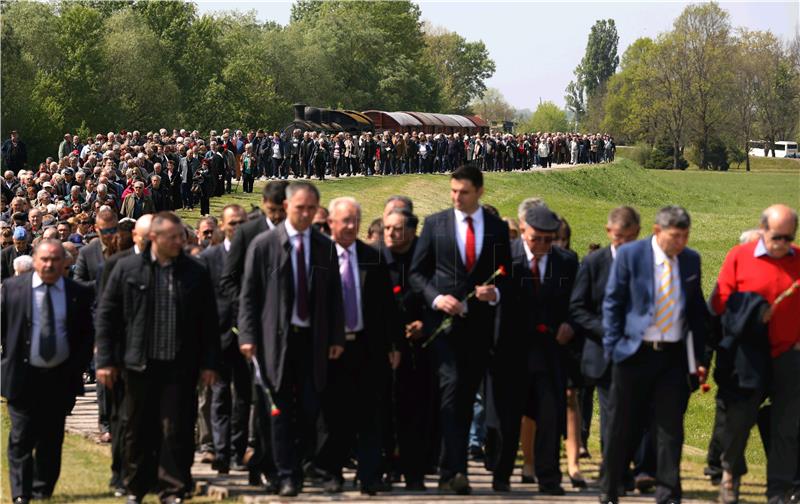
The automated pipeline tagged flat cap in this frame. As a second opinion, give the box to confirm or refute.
[524,205,560,232]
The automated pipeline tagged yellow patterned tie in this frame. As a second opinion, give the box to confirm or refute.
[655,260,674,335]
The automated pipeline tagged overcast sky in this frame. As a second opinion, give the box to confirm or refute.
[196,1,799,111]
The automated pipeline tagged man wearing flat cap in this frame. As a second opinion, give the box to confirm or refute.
[491,204,578,495]
[2,227,32,280]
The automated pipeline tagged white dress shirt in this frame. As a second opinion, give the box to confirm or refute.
[454,207,485,266]
[522,240,549,283]
[643,236,684,342]
[336,242,364,332]
[285,220,311,328]
[266,217,276,230]
[224,238,231,253]
[30,273,70,368]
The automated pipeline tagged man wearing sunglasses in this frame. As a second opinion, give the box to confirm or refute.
[711,204,800,504]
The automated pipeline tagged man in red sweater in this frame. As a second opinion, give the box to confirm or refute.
[712,204,800,504]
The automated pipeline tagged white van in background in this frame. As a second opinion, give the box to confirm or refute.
[748,140,798,158]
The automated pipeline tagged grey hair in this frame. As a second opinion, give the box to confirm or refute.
[385,195,413,213]
[32,238,65,258]
[654,205,691,230]
[12,254,33,274]
[285,181,320,202]
[517,197,546,219]
[150,175,161,182]
[760,207,799,231]
[328,196,362,219]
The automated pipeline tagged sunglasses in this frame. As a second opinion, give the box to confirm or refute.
[770,233,795,242]
[99,226,118,235]
[201,229,214,236]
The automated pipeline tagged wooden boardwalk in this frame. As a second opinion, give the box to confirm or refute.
[67,384,712,502]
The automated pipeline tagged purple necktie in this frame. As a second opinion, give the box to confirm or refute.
[295,234,309,321]
[341,249,358,331]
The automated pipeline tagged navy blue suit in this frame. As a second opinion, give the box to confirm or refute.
[600,237,709,503]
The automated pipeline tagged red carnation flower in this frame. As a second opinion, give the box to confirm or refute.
[701,383,711,394]
[498,265,507,276]
[536,323,548,334]
[393,285,402,295]
[271,406,281,417]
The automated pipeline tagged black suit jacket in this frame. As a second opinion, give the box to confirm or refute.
[505,240,578,374]
[74,238,104,290]
[409,207,510,341]
[352,240,402,377]
[199,243,236,350]
[569,246,613,381]
[1,273,95,402]
[238,223,344,392]
[1,244,32,280]
[220,215,271,325]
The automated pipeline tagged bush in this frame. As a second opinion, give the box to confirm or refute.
[688,137,729,171]
[645,137,688,170]
[628,142,652,167]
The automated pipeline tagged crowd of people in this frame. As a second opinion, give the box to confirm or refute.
[1,129,798,504]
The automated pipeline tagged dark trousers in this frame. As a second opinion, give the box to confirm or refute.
[97,379,112,433]
[719,388,765,477]
[246,366,277,482]
[271,327,321,482]
[109,377,128,489]
[706,395,725,476]
[317,335,382,485]
[432,329,491,481]
[767,348,800,497]
[211,345,252,465]
[7,366,72,500]
[181,183,193,209]
[395,341,438,483]
[199,195,210,216]
[602,345,689,503]
[123,361,197,499]
[242,173,254,193]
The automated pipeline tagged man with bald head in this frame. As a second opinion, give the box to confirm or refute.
[2,239,95,503]
[712,204,800,504]
[97,213,153,496]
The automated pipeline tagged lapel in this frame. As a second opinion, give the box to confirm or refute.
[642,237,655,306]
[276,224,294,307]
[64,278,79,348]
[445,210,467,274]
[22,272,33,335]
[355,240,368,297]
[677,250,690,312]
[309,228,326,292]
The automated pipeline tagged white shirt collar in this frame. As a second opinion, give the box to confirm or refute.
[266,216,276,230]
[610,244,617,259]
[522,239,548,264]
[32,272,64,291]
[454,206,483,224]
[284,219,307,240]
[651,235,673,266]
[335,241,357,257]
[224,238,231,252]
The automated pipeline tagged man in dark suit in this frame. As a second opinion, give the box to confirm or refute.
[570,207,640,447]
[96,214,152,497]
[95,212,220,504]
[74,207,118,290]
[315,197,402,495]
[199,204,250,475]
[210,143,226,197]
[601,205,710,504]
[491,205,578,495]
[238,181,345,497]
[2,239,95,504]
[409,164,510,494]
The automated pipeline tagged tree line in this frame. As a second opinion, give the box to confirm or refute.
[566,3,800,170]
[0,0,495,164]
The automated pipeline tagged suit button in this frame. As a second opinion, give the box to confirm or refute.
[23,358,28,363]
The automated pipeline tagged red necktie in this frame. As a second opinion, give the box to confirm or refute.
[465,215,476,272]
[530,255,540,293]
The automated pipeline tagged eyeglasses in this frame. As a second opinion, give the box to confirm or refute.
[99,226,118,235]
[769,233,795,242]
[201,229,214,236]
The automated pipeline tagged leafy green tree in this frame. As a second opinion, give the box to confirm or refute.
[469,88,515,124]
[566,19,619,125]
[522,101,569,133]
[423,25,495,114]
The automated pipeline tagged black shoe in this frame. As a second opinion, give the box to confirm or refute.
[521,474,537,484]
[248,470,265,486]
[570,473,588,489]
[704,465,723,485]
[539,483,566,495]
[303,461,326,483]
[599,494,619,504]
[360,482,381,496]
[469,445,485,461]
[579,447,592,459]
[323,477,344,494]
[492,480,511,492]
[451,473,471,495]
[405,480,426,491]
[278,480,298,497]
[634,473,656,493]
[211,458,229,474]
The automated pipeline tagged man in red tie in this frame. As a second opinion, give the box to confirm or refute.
[410,164,511,495]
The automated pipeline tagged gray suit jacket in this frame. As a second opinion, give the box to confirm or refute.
[238,223,344,392]
[74,238,104,290]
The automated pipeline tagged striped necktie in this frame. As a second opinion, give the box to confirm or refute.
[655,260,675,335]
